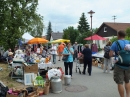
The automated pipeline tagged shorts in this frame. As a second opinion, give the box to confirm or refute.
[114,65,130,84]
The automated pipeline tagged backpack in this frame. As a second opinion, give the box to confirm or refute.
[116,41,130,66]
[103,46,110,59]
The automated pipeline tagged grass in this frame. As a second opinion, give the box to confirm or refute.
[0,62,26,88]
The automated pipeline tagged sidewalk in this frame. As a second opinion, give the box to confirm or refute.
[42,58,119,97]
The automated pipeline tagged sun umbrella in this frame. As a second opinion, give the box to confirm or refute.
[51,39,70,43]
[28,38,48,44]
[84,34,106,40]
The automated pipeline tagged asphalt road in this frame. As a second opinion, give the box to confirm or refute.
[41,57,119,97]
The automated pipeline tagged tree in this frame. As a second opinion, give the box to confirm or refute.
[126,27,130,38]
[63,26,79,44]
[29,14,44,37]
[46,22,53,41]
[76,31,91,44]
[78,13,90,34]
[92,28,98,34]
[0,0,43,50]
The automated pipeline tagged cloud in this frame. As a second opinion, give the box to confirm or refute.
[37,0,130,34]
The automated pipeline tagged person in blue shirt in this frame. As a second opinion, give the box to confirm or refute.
[109,30,130,97]
[62,42,74,78]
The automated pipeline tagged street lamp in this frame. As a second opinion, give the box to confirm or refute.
[88,10,95,43]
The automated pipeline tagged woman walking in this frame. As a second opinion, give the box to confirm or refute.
[62,43,74,78]
[103,41,112,73]
[82,44,92,76]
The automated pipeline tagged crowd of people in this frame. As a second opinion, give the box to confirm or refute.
[0,30,130,97]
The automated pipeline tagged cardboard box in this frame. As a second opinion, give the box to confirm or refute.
[24,64,38,74]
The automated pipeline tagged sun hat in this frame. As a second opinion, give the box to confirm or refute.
[8,52,13,56]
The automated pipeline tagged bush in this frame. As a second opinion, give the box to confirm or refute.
[110,36,130,43]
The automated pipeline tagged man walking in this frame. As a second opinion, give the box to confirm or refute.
[109,30,130,97]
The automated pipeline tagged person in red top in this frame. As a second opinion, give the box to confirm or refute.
[58,43,64,61]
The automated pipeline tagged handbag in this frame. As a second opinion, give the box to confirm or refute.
[62,55,69,61]
[62,48,69,61]
[103,46,110,59]
[104,51,110,59]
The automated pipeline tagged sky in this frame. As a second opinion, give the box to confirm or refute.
[37,0,130,35]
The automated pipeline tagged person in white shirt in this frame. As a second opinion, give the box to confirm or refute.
[51,43,57,64]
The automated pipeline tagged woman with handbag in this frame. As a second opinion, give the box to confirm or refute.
[62,43,74,78]
[103,41,112,73]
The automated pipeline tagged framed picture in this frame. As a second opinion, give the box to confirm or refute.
[24,73,35,85]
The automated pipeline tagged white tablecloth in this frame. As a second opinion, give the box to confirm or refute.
[92,54,104,58]
[38,62,54,69]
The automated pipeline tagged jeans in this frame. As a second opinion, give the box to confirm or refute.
[52,54,56,63]
[73,50,77,61]
[64,62,73,76]
[104,58,111,73]
[83,61,92,75]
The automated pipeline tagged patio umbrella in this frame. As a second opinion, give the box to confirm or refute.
[84,34,106,40]
[51,39,70,43]
[28,38,48,44]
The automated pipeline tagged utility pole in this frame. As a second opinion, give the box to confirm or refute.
[112,16,116,23]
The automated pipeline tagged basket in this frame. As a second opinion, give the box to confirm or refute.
[78,58,83,64]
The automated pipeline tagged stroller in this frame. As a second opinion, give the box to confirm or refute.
[75,52,83,74]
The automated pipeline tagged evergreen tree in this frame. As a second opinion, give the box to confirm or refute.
[78,13,90,33]
[46,22,53,41]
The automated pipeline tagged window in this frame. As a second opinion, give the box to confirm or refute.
[104,27,107,32]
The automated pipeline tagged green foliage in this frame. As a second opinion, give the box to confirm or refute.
[78,13,90,33]
[76,31,91,44]
[62,26,79,44]
[125,36,130,40]
[29,14,44,37]
[0,0,43,50]
[46,22,53,41]
[110,36,130,43]
[98,44,102,51]
[92,28,98,34]
[110,36,118,43]
[126,27,130,38]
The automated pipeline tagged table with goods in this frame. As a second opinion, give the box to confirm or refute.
[1,49,72,97]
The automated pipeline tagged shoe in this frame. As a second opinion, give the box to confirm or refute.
[58,60,60,61]
[89,74,91,76]
[82,72,85,75]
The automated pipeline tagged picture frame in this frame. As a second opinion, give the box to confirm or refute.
[24,73,35,85]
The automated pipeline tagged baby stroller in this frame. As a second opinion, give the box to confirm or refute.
[75,52,83,74]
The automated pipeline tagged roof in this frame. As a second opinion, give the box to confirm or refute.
[51,32,63,40]
[103,22,130,31]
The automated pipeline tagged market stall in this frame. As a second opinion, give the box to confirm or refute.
[3,48,65,97]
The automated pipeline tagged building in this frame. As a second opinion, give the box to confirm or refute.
[50,32,63,41]
[96,22,130,48]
